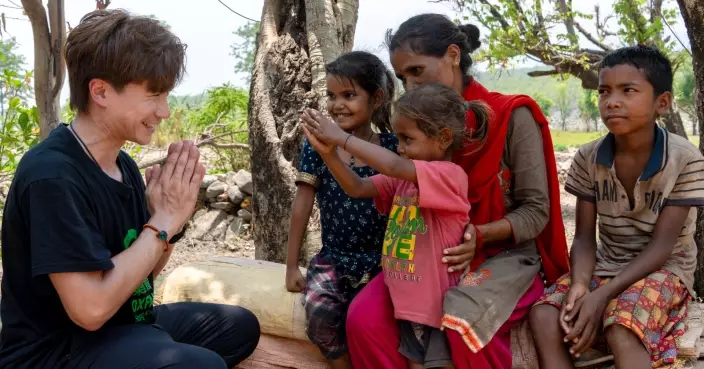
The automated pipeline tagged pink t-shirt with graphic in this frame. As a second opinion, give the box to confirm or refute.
[370,160,470,328]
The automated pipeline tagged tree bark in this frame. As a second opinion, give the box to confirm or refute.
[305,0,357,107]
[248,0,356,263]
[676,0,704,297]
[21,0,65,141]
[661,106,688,139]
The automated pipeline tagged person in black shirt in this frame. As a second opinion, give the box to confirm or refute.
[0,9,260,369]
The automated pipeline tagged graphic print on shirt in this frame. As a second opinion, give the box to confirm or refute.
[122,228,154,323]
[382,195,427,282]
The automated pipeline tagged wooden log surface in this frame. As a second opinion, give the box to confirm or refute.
[159,256,309,341]
[236,334,329,369]
[158,257,704,369]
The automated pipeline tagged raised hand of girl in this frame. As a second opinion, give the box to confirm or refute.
[301,122,335,155]
[300,108,349,147]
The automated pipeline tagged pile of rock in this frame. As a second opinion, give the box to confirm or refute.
[187,170,254,250]
[554,147,577,183]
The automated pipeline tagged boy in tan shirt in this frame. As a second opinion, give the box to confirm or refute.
[529,45,704,369]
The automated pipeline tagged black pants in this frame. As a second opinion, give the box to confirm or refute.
[68,302,260,368]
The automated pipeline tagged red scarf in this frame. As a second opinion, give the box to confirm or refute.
[453,80,569,284]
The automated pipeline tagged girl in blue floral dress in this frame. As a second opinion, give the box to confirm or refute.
[284,51,397,369]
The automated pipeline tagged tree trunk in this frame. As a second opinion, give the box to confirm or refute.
[21,0,65,141]
[248,0,358,263]
[676,0,704,297]
[661,106,688,139]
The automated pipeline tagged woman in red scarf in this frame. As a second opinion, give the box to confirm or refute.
[345,14,569,369]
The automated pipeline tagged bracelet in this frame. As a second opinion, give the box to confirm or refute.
[143,224,170,252]
[343,134,353,150]
[474,226,484,250]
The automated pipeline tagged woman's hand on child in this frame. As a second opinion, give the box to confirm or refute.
[285,266,306,293]
[442,223,477,272]
[300,108,348,146]
[559,282,588,335]
[562,289,609,358]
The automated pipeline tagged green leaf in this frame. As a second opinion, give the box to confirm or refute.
[17,112,29,131]
[8,97,20,110]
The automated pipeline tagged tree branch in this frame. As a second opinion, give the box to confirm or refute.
[535,0,548,39]
[137,130,250,169]
[594,5,616,38]
[527,69,562,77]
[217,0,260,23]
[48,0,65,100]
[574,21,612,51]
[477,0,510,30]
[650,0,664,24]
[556,0,578,46]
[623,0,648,38]
[509,0,526,33]
[655,6,692,56]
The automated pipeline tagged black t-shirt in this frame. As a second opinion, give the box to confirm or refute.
[0,124,160,368]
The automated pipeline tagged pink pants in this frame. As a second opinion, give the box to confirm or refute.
[346,273,544,369]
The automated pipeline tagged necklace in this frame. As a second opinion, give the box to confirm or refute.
[68,123,99,166]
[347,130,374,167]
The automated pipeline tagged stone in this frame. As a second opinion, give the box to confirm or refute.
[217,173,228,182]
[234,170,253,195]
[216,192,229,203]
[226,171,238,187]
[190,210,229,241]
[227,185,245,205]
[200,174,218,189]
[211,202,235,211]
[192,208,208,221]
[237,209,253,222]
[206,181,228,198]
[225,217,245,246]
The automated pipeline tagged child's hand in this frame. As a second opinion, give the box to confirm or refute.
[285,266,306,293]
[560,282,588,335]
[301,123,335,155]
[563,289,609,358]
[300,108,349,146]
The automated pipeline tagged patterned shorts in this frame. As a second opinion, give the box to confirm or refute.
[535,270,690,368]
[302,254,367,360]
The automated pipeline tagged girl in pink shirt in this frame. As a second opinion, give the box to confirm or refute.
[300,83,488,369]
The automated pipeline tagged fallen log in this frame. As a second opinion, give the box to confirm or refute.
[156,257,704,369]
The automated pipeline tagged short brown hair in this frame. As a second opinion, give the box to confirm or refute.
[65,9,186,112]
[394,83,489,152]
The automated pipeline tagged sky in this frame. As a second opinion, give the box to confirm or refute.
[0,0,691,101]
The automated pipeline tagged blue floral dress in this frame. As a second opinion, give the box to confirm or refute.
[296,132,398,359]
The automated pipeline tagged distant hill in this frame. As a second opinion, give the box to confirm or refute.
[474,67,583,103]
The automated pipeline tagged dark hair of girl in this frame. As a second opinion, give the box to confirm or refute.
[385,13,481,86]
[325,51,395,133]
[394,83,489,154]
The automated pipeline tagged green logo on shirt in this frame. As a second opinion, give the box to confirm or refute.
[122,228,154,323]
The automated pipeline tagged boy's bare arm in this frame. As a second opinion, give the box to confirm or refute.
[597,205,690,300]
[570,198,598,287]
